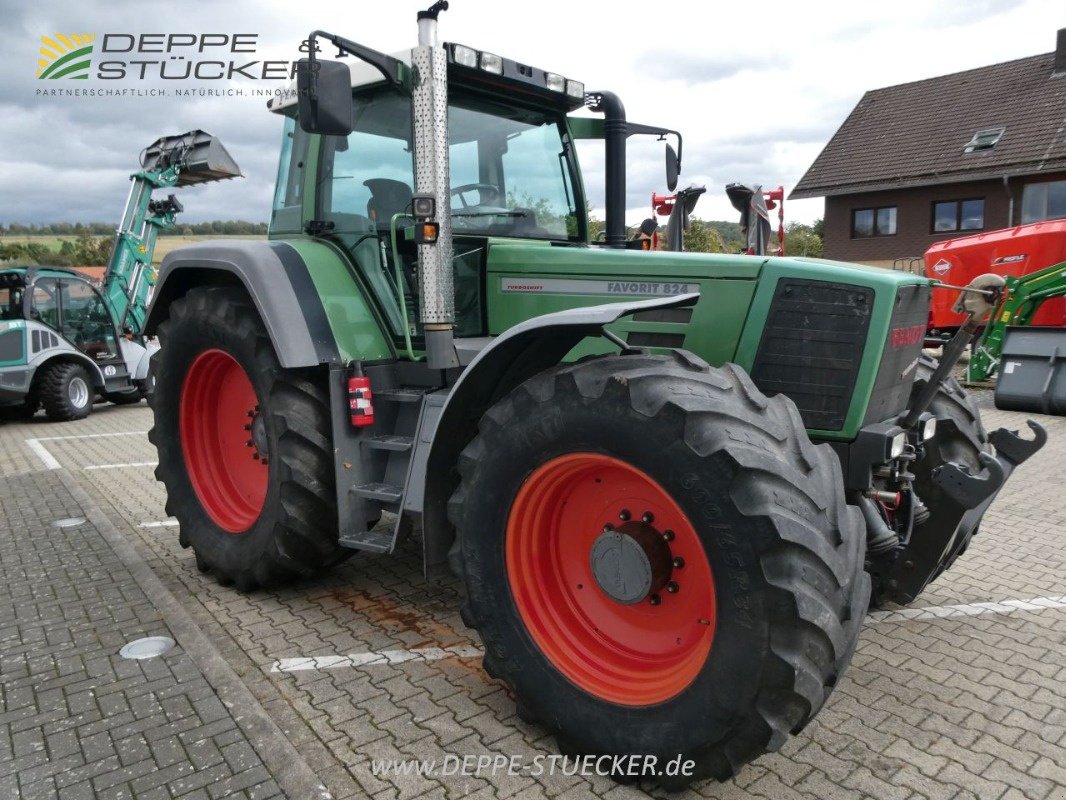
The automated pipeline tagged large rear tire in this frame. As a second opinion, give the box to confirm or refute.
[148,286,349,590]
[449,352,868,789]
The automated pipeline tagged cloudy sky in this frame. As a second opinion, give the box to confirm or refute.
[0,0,1061,227]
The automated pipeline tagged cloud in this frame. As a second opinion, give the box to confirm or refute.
[0,0,1061,228]
[639,51,787,84]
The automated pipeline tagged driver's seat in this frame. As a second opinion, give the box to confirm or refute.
[365,179,413,228]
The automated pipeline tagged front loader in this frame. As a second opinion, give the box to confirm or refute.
[143,4,1045,788]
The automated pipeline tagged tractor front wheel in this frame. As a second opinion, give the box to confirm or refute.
[148,286,348,590]
[450,352,869,788]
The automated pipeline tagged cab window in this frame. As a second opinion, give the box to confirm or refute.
[31,281,59,328]
[59,279,117,360]
[0,287,22,320]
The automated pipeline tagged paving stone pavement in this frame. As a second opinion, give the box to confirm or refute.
[0,463,286,800]
[0,390,1064,800]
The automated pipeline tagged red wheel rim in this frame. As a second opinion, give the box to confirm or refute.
[506,453,716,705]
[180,349,267,533]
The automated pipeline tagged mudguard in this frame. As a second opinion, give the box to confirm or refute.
[419,292,700,578]
[145,241,343,368]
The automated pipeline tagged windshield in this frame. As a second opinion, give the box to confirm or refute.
[320,90,580,241]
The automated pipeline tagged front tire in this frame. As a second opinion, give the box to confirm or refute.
[449,352,868,788]
[39,361,93,421]
[148,286,349,590]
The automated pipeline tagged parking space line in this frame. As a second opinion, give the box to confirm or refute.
[32,431,149,442]
[25,438,61,470]
[867,594,1066,623]
[271,645,484,673]
[268,595,1066,674]
[140,520,178,528]
[85,461,158,470]
[25,431,149,471]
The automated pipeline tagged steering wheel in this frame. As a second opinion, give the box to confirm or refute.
[450,183,501,208]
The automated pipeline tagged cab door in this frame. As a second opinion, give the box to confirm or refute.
[56,277,120,363]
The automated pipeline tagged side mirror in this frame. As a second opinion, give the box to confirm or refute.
[296,58,354,136]
[665,143,680,192]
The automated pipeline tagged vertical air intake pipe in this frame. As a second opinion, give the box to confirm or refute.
[585,91,627,248]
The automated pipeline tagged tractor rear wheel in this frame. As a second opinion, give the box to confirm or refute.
[148,286,349,590]
[449,352,868,788]
[39,361,93,421]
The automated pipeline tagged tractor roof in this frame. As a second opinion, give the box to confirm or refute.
[268,43,583,115]
[0,266,94,285]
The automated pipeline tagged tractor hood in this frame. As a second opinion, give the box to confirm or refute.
[486,241,766,282]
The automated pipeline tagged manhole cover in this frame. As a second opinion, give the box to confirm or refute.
[50,517,86,528]
[119,636,176,660]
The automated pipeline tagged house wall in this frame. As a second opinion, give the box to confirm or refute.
[823,178,1014,265]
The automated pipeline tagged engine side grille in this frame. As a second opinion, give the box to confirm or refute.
[751,279,874,430]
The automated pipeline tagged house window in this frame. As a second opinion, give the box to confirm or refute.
[851,206,896,238]
[963,128,1004,153]
[932,199,984,233]
[1021,180,1066,223]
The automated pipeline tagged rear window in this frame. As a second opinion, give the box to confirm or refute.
[0,287,22,320]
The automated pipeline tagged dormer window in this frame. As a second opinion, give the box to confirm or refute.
[963,127,1004,153]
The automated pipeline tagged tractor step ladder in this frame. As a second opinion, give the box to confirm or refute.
[338,384,445,554]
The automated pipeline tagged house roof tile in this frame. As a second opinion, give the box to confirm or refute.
[791,51,1066,199]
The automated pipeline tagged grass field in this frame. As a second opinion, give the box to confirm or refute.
[1,234,262,265]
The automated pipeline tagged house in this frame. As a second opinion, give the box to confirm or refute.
[791,29,1066,267]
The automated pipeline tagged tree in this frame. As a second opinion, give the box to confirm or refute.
[681,219,727,253]
[783,221,823,258]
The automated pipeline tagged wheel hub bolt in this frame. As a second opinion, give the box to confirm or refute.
[603,523,614,532]
[619,509,631,521]
[663,529,675,542]
[649,594,661,606]
[642,511,654,523]
[667,581,679,594]
[673,557,685,569]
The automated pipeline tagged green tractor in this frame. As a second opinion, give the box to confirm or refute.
[144,4,1045,787]
[0,131,239,421]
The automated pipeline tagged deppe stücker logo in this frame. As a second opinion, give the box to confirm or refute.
[37,34,96,80]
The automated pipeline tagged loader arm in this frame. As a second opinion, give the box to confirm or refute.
[968,260,1066,381]
[101,131,240,336]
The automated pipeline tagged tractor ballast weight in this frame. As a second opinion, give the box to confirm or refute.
[142,4,1046,789]
[140,130,242,186]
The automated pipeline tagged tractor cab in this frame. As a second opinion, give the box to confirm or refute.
[267,35,685,353]
[0,268,121,364]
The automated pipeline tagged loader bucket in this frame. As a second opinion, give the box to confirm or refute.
[140,130,242,186]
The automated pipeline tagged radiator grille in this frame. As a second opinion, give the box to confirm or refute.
[751,279,873,430]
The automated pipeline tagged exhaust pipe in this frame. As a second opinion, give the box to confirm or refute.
[412,1,460,369]
[585,91,627,248]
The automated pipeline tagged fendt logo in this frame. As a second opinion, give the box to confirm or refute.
[37,34,96,80]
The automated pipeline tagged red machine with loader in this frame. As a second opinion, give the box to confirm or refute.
[925,220,1066,338]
